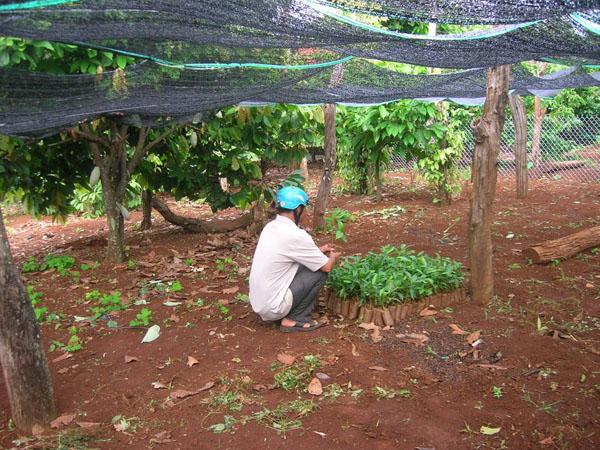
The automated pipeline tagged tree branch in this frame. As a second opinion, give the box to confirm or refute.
[80,123,107,169]
[75,126,109,148]
[126,126,150,175]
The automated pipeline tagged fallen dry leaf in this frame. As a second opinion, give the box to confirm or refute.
[152,382,167,390]
[342,337,360,356]
[448,324,469,335]
[187,356,199,367]
[277,353,295,365]
[222,286,239,294]
[113,421,128,432]
[76,422,101,430]
[170,390,198,399]
[395,333,429,344]
[50,413,76,429]
[31,424,45,437]
[358,322,378,331]
[307,377,323,395]
[198,381,215,392]
[150,431,173,445]
[52,352,73,363]
[419,306,438,316]
[124,355,138,364]
[368,366,388,372]
[57,368,69,374]
[169,314,180,323]
[371,327,382,343]
[466,331,481,345]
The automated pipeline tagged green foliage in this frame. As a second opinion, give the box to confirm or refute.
[0,38,135,74]
[50,326,83,353]
[337,100,445,195]
[416,113,469,201]
[322,208,356,243]
[142,104,315,213]
[372,386,411,400]
[22,254,75,275]
[27,285,47,323]
[243,399,319,436]
[129,308,153,327]
[273,355,322,393]
[88,290,128,320]
[70,176,143,218]
[326,245,464,307]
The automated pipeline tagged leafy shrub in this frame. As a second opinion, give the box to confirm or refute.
[326,245,464,307]
[22,254,74,275]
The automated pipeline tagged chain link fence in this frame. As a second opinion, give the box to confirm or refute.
[389,115,600,183]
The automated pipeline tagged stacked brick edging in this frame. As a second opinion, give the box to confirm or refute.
[325,286,468,326]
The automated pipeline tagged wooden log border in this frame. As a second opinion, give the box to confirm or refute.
[325,286,468,325]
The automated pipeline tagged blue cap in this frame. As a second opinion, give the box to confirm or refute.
[275,186,308,210]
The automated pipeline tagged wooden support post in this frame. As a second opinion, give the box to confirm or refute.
[509,94,528,199]
[468,65,512,306]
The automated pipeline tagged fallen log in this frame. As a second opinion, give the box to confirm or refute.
[540,160,586,173]
[151,197,252,233]
[522,225,600,263]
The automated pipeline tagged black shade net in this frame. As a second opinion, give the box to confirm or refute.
[0,1,599,68]
[0,0,599,137]
[312,0,599,24]
[2,59,599,138]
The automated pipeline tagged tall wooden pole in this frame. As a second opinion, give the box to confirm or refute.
[0,206,56,433]
[509,94,528,199]
[313,103,337,229]
[468,65,512,305]
[313,64,343,229]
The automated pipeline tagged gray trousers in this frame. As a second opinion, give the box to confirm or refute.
[286,265,328,322]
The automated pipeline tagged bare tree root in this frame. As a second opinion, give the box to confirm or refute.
[151,197,252,233]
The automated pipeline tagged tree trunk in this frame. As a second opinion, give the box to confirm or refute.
[141,189,153,231]
[79,121,184,263]
[313,103,337,229]
[290,156,309,182]
[0,206,56,433]
[531,62,547,173]
[468,64,512,306]
[151,197,252,233]
[523,226,600,264]
[103,186,126,263]
[509,94,528,199]
[375,153,382,202]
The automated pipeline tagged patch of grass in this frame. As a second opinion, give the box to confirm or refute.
[205,376,258,412]
[521,388,561,417]
[273,355,321,393]
[243,399,319,436]
[372,386,411,400]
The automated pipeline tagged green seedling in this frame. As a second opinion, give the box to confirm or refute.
[492,385,503,399]
[129,308,153,327]
[323,208,356,243]
[50,326,83,353]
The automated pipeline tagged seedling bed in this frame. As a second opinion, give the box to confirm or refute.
[324,245,466,325]
[325,286,467,326]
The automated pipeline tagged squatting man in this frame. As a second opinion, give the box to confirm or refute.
[249,186,341,332]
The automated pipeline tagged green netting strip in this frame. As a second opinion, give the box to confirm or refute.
[0,0,79,10]
[72,41,354,70]
[570,13,600,36]
[302,0,539,41]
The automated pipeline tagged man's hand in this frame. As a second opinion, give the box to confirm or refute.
[320,251,342,273]
[319,244,334,254]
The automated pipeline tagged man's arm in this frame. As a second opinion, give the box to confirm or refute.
[320,251,341,273]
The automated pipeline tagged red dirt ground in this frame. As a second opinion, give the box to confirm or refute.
[1,169,599,450]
